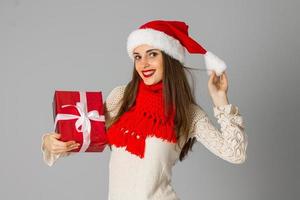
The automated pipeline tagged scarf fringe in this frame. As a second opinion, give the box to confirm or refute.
[107,109,177,158]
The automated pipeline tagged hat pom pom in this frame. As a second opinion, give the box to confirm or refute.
[204,51,227,76]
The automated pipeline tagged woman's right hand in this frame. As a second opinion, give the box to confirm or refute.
[42,132,80,154]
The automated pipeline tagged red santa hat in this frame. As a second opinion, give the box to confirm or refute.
[127,20,227,76]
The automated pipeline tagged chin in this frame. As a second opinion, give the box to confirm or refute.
[147,80,162,86]
[140,74,162,85]
[144,81,152,85]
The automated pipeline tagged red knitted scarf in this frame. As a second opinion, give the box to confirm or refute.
[106,80,177,158]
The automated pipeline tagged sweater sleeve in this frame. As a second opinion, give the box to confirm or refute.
[104,85,126,127]
[41,85,126,167]
[190,104,248,164]
[41,133,74,167]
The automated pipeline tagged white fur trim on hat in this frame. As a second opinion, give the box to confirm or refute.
[204,51,227,76]
[127,28,186,63]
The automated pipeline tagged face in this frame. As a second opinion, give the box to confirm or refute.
[133,44,164,85]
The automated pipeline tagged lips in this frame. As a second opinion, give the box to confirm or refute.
[142,69,156,78]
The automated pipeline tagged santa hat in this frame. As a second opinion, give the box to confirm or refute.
[127,20,227,76]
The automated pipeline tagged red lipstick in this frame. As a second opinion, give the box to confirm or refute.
[142,69,156,78]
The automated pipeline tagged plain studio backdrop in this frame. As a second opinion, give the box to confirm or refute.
[0,0,299,200]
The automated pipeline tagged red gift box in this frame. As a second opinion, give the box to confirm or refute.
[53,90,107,152]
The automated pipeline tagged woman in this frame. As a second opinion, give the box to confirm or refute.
[41,20,248,200]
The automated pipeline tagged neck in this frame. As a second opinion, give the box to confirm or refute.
[139,80,163,93]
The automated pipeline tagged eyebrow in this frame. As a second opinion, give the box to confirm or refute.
[133,49,160,55]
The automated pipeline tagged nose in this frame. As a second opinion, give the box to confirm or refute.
[140,56,150,68]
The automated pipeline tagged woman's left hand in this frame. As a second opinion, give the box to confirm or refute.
[208,70,229,107]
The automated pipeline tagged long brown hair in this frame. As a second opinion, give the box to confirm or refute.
[107,50,201,161]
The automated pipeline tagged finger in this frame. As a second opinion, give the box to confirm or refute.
[67,144,80,151]
[211,71,218,84]
[219,73,224,81]
[224,71,228,82]
[52,133,62,139]
[209,70,215,80]
[208,71,215,84]
[52,148,71,154]
[214,74,220,85]
[53,140,76,148]
[53,144,79,152]
[221,71,228,84]
[55,142,77,150]
[65,143,80,151]
[53,141,80,150]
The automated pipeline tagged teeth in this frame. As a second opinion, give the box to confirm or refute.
[144,71,154,75]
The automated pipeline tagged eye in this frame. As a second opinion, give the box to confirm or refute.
[149,52,157,57]
[134,55,141,60]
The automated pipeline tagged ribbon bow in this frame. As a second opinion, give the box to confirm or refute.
[54,101,105,152]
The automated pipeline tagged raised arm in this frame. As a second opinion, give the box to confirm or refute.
[190,104,248,164]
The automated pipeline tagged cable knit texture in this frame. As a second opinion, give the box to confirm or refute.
[41,84,248,200]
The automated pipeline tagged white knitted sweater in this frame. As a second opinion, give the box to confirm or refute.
[41,85,248,200]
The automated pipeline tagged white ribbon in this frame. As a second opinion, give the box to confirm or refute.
[54,91,105,152]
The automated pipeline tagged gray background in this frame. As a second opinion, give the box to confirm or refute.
[0,0,299,199]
